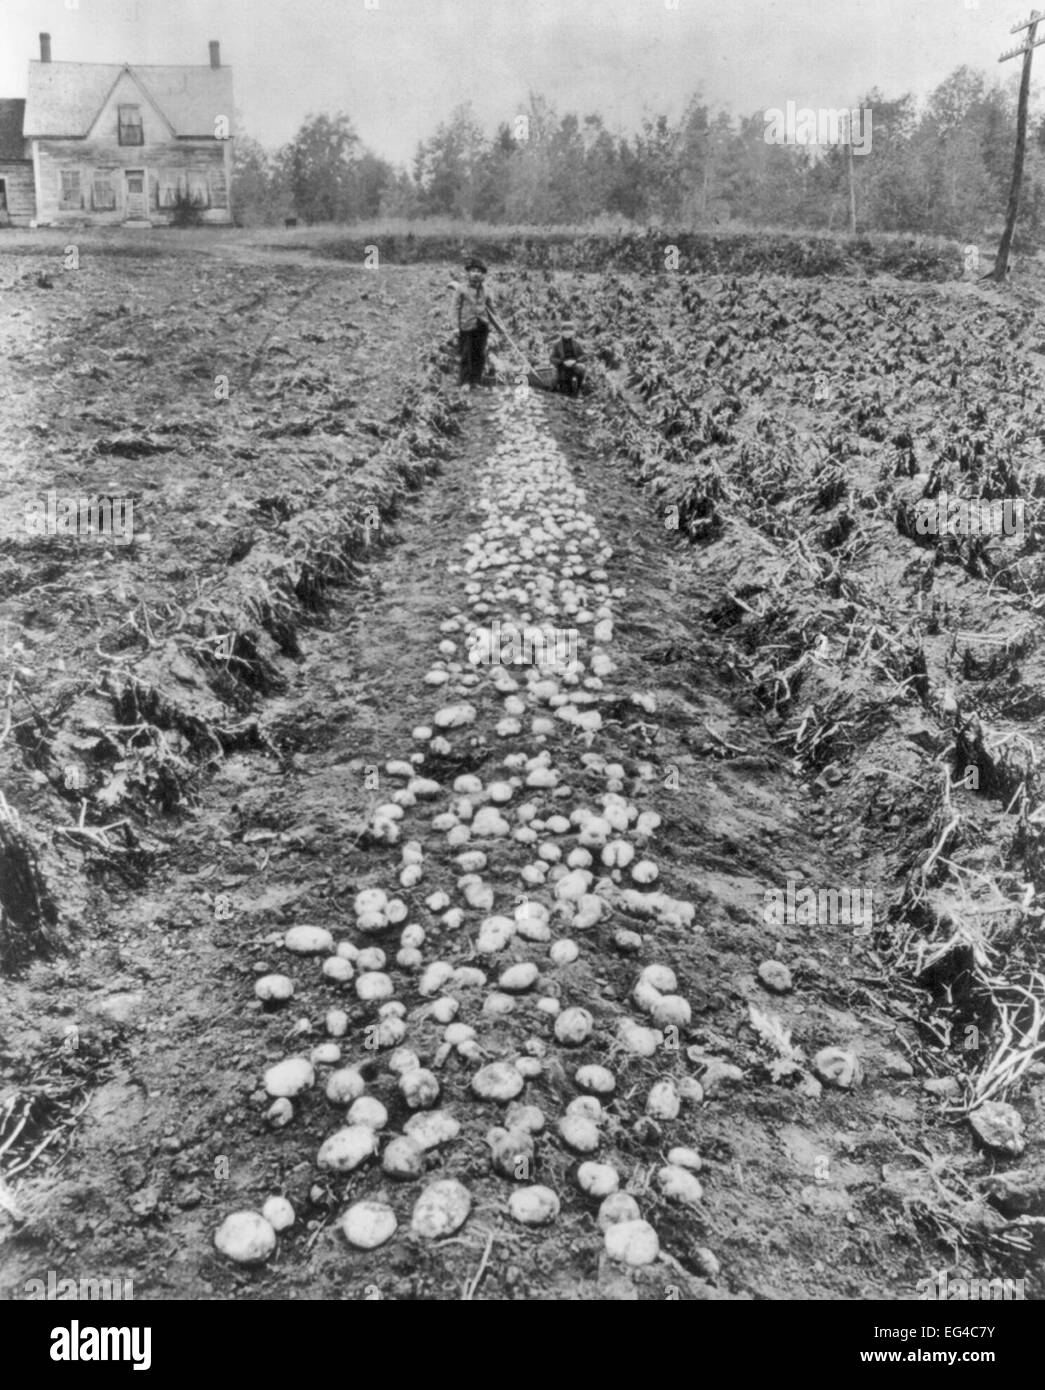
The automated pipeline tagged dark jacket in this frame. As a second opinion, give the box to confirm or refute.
[550,335,585,366]
[455,283,494,332]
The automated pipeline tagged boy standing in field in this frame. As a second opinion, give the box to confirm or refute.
[550,319,587,396]
[454,258,495,389]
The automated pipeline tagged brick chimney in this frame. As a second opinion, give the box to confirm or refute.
[209,40,221,68]
[40,33,52,63]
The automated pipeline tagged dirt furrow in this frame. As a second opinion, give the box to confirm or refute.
[6,247,1041,1303]
[4,381,945,1302]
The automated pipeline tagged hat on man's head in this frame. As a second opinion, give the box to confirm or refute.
[464,256,488,273]
[561,319,576,332]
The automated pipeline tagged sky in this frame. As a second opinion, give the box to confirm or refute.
[2,0,1037,166]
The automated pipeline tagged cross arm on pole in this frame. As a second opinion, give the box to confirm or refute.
[1010,10,1041,34]
[1000,34,1045,61]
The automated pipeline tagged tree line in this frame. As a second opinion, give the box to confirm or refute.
[233,67,1045,247]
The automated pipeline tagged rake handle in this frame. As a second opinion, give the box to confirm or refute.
[487,309,537,373]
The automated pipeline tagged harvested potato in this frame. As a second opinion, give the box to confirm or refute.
[317,1124,379,1172]
[400,1068,441,1109]
[668,1145,702,1171]
[499,961,540,992]
[566,1095,602,1121]
[604,1218,660,1266]
[266,1098,293,1128]
[355,888,388,917]
[261,1196,295,1232]
[814,1047,863,1090]
[505,1102,546,1134]
[324,1068,366,1105]
[477,915,515,954]
[509,1186,560,1225]
[411,1179,472,1238]
[322,956,355,983]
[640,963,677,993]
[341,1200,397,1250]
[558,1114,600,1153]
[348,1096,388,1130]
[255,974,294,1004]
[388,1047,421,1074]
[550,931,581,964]
[326,1009,349,1037]
[382,1134,427,1178]
[471,1061,525,1101]
[484,992,515,1016]
[488,1125,535,1179]
[577,1161,620,1196]
[263,1057,314,1099]
[434,703,477,729]
[419,961,454,996]
[631,860,659,884]
[444,1022,476,1046]
[597,1192,641,1230]
[214,1211,277,1264]
[554,1007,594,1045]
[430,996,459,1023]
[284,925,333,954]
[657,1164,704,1206]
[617,1019,662,1057]
[601,839,635,869]
[374,1016,407,1047]
[472,807,511,838]
[646,1079,681,1120]
[356,971,394,1002]
[651,995,691,1029]
[403,1110,461,1150]
[575,1064,616,1095]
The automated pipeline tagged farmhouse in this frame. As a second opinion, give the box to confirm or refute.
[0,33,233,228]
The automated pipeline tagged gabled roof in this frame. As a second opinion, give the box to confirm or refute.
[23,61,233,138]
[0,99,28,159]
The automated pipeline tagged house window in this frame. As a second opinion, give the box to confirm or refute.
[160,174,210,208]
[158,174,186,207]
[92,174,117,211]
[0,179,7,212]
[59,170,82,210]
[118,104,144,145]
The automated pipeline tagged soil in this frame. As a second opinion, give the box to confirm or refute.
[1,232,1044,1302]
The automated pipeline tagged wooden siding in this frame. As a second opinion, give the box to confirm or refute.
[33,136,232,224]
[0,162,36,224]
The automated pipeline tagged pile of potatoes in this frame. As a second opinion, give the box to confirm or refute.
[217,389,711,1280]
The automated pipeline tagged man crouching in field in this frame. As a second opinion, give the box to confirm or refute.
[550,320,587,396]
[454,258,495,390]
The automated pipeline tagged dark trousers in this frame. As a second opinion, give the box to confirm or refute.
[555,363,585,396]
[459,323,489,385]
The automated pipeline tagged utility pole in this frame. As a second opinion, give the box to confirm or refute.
[847,138,857,235]
[992,11,1045,282]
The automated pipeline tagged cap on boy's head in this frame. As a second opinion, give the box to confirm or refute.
[561,319,575,332]
[464,257,487,273]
